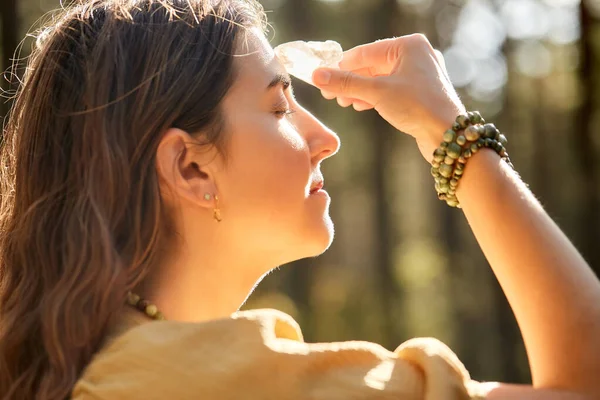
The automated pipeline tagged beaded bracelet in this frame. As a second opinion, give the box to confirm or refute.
[431,111,514,208]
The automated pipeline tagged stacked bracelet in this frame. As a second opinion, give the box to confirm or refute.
[431,111,514,208]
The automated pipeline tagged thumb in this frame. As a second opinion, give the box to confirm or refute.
[312,68,381,105]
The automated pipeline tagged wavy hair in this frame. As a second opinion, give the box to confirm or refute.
[0,0,265,398]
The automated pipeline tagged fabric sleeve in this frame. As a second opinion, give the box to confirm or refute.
[72,309,487,400]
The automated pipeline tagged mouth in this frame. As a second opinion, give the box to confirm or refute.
[309,181,324,194]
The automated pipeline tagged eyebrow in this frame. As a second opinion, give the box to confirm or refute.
[267,73,292,91]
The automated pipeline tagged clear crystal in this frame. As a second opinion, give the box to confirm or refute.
[274,40,343,86]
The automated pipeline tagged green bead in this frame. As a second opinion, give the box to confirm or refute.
[463,149,472,158]
[452,122,461,131]
[440,141,449,148]
[450,178,459,187]
[431,167,439,177]
[439,163,453,178]
[484,138,494,147]
[437,193,447,201]
[484,124,497,139]
[447,199,460,208]
[456,114,470,129]
[439,178,449,185]
[145,304,158,317]
[494,143,504,153]
[447,143,462,159]
[448,189,456,196]
[464,125,480,141]
[498,134,508,146]
[432,161,441,168]
[433,148,445,163]
[470,143,479,153]
[477,138,485,148]
[444,156,454,165]
[478,113,485,124]
[454,168,464,176]
[456,135,467,146]
[455,163,465,171]
[469,111,483,124]
[443,130,456,143]
[458,156,467,164]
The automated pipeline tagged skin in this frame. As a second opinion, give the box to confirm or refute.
[139,29,339,323]
[312,35,600,400]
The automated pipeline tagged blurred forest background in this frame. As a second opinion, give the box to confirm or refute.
[1,0,599,385]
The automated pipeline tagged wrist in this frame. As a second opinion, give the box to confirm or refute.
[430,112,515,208]
[421,103,467,163]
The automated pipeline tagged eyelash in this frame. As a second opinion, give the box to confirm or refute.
[274,108,297,118]
[274,87,296,118]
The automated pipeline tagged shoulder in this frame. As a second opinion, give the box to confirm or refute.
[73,309,475,400]
[72,309,304,398]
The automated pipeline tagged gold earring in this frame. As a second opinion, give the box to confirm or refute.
[213,195,222,222]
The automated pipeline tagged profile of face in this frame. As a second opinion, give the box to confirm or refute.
[157,28,340,271]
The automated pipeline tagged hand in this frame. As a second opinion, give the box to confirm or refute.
[312,34,466,162]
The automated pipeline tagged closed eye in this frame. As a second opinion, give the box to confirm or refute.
[274,109,297,118]
[273,97,297,118]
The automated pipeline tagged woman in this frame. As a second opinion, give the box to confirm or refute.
[0,0,598,399]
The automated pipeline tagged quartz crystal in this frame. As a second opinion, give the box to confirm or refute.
[274,40,343,86]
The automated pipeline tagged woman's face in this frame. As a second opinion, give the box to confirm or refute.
[216,30,340,265]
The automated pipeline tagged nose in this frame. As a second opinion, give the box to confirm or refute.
[300,108,340,164]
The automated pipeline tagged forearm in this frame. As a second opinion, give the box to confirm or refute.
[481,383,594,400]
[456,149,600,394]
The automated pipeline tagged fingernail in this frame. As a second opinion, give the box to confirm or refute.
[313,70,331,85]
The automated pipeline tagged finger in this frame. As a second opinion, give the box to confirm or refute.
[351,66,380,78]
[434,49,445,69]
[340,38,401,74]
[339,34,430,75]
[433,49,451,81]
[320,90,336,100]
[320,88,373,110]
[337,97,353,108]
[353,100,374,112]
[313,68,381,105]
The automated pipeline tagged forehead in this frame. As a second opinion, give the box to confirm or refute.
[231,28,286,88]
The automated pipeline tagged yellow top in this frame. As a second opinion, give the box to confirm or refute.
[72,308,488,399]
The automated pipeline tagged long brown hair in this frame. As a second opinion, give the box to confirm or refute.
[0,1,265,398]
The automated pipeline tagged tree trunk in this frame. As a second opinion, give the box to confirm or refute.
[366,0,401,349]
[576,1,600,274]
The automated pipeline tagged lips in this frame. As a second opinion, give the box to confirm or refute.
[310,181,324,194]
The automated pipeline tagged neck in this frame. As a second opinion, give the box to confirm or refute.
[136,229,269,323]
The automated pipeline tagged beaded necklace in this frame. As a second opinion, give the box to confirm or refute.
[126,292,165,320]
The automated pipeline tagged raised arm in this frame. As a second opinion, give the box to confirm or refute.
[312,34,600,399]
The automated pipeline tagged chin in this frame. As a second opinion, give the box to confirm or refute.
[304,214,335,257]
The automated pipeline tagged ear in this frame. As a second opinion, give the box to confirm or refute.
[155,128,218,209]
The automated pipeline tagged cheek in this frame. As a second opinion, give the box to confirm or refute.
[224,118,310,217]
